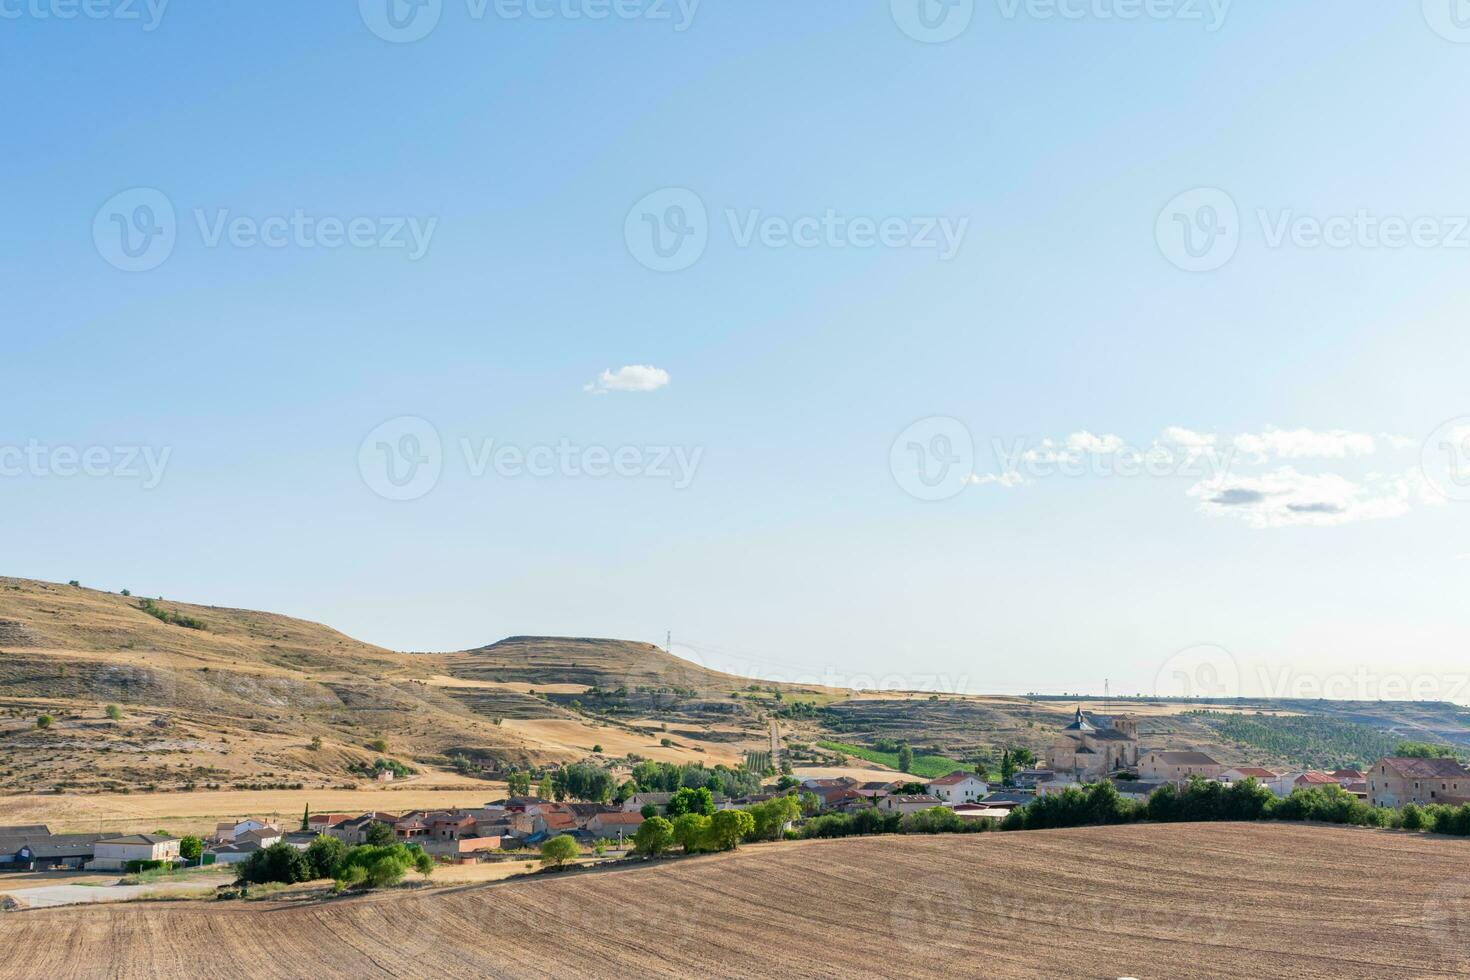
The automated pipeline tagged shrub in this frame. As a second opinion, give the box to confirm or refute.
[667,787,715,818]
[540,835,580,868]
[671,813,712,852]
[707,810,755,851]
[35,715,52,729]
[105,705,122,721]
[305,835,348,879]
[236,843,311,886]
[335,843,424,888]
[633,816,675,856]
[366,738,389,753]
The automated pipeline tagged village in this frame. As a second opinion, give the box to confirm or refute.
[2,707,1463,904]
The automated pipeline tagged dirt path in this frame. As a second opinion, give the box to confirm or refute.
[2,823,1467,978]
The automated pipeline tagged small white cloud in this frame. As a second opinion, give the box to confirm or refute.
[1066,431,1125,454]
[1231,427,1376,462]
[1155,426,1221,463]
[1188,466,1434,528]
[584,365,670,395]
[1022,431,1125,463]
[968,471,1028,488]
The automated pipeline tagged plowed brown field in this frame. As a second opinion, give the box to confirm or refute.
[2,823,1466,979]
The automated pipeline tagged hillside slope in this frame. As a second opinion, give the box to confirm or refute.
[2,823,1465,978]
[0,578,781,791]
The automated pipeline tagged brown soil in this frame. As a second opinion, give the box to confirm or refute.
[1,822,1465,979]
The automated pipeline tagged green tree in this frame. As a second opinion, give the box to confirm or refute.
[1009,746,1037,768]
[708,809,755,851]
[506,770,533,797]
[1000,750,1018,786]
[1402,802,1426,830]
[363,821,396,847]
[179,835,203,865]
[540,834,580,868]
[105,704,122,721]
[667,786,715,818]
[640,803,659,820]
[301,805,310,832]
[746,795,802,841]
[367,737,388,753]
[897,743,914,774]
[335,843,418,888]
[305,835,348,879]
[633,816,675,856]
[671,813,711,853]
[413,850,434,877]
[237,842,312,885]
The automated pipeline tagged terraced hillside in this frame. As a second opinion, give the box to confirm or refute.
[1,823,1466,978]
[0,578,790,793]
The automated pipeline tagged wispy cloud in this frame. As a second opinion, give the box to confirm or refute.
[584,365,670,395]
[1188,466,1439,528]
[968,471,1028,488]
[1231,426,1378,462]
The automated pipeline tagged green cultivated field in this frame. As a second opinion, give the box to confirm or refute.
[816,741,965,779]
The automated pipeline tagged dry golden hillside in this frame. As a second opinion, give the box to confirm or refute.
[0,577,802,796]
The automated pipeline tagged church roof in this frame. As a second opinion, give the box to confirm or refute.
[1062,707,1095,732]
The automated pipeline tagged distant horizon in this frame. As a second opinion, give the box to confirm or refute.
[14,572,1468,707]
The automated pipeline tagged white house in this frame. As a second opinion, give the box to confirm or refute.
[925,771,988,803]
[91,834,180,870]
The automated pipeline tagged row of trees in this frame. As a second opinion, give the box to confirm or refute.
[235,837,432,891]
[629,760,762,799]
[999,777,1401,832]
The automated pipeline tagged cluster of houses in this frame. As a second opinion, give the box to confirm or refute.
[0,827,181,872]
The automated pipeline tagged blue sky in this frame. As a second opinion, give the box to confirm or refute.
[5,1,1470,700]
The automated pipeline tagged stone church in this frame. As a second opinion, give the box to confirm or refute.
[1045,708,1141,780]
